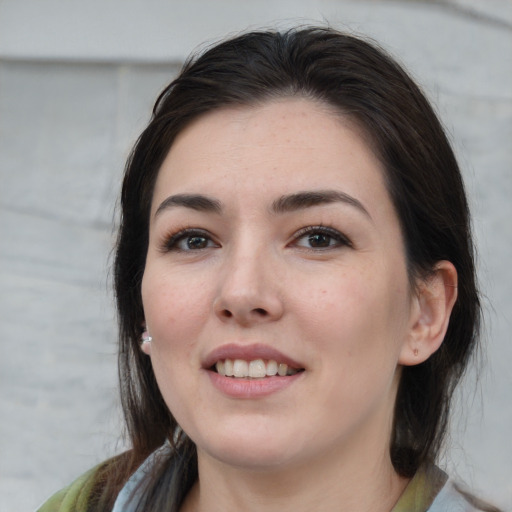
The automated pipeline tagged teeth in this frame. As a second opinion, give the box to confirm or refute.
[278,363,288,376]
[233,359,249,378]
[215,360,225,375]
[266,360,278,376]
[214,358,301,378]
[224,359,234,377]
[249,359,266,378]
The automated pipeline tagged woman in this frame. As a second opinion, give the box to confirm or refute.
[39,27,500,512]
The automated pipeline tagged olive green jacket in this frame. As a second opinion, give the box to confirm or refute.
[37,465,99,512]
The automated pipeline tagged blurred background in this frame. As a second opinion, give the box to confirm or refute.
[0,0,511,510]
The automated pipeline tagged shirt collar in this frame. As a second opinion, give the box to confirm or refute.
[392,465,449,512]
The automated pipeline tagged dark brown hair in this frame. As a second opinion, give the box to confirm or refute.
[95,27,482,511]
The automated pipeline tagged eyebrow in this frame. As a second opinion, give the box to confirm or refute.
[154,189,371,220]
[271,190,371,219]
[155,194,222,217]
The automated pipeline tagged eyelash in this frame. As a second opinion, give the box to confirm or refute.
[160,225,353,253]
[161,228,218,253]
[291,225,353,250]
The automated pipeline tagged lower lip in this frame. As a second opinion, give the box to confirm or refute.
[206,370,303,399]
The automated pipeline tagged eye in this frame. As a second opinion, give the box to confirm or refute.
[163,229,219,252]
[293,226,352,250]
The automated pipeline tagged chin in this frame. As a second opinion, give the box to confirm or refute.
[194,428,301,470]
[211,447,297,471]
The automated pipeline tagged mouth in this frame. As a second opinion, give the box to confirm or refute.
[204,344,305,398]
[203,344,306,380]
[213,359,304,379]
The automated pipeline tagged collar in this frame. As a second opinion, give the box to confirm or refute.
[392,465,449,512]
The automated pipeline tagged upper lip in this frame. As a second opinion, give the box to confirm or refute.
[203,343,305,370]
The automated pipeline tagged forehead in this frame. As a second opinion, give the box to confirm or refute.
[152,98,390,217]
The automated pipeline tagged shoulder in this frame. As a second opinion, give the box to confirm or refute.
[112,442,175,511]
[36,465,101,512]
[393,466,502,512]
[35,449,167,512]
[429,480,503,512]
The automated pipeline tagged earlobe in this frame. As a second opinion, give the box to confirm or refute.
[399,261,458,366]
[141,329,152,355]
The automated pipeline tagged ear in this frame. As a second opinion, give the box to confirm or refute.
[141,328,152,355]
[399,261,458,366]
[141,340,152,355]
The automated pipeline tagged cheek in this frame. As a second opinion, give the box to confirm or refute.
[297,267,371,326]
[299,266,409,360]
[140,270,210,418]
[141,268,211,349]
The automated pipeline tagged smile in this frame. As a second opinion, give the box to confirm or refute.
[214,359,303,378]
[204,345,305,398]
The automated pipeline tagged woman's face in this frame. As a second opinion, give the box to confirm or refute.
[141,98,418,471]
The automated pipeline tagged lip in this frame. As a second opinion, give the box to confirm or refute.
[202,343,304,370]
[202,343,305,399]
[206,370,303,399]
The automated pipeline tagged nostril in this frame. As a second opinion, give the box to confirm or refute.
[214,302,277,323]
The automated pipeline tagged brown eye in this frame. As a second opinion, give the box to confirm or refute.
[164,229,219,252]
[307,233,333,248]
[293,226,352,250]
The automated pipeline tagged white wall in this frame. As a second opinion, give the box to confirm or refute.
[1,0,511,509]
[2,0,510,62]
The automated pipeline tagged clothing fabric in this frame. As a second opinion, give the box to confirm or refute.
[35,465,100,512]
[37,445,483,512]
[392,464,479,512]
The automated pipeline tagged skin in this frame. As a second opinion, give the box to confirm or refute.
[141,98,457,512]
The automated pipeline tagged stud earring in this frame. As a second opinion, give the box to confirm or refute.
[141,330,152,345]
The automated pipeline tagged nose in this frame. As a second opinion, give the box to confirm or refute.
[213,245,284,326]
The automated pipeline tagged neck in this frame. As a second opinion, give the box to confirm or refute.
[181,439,408,512]
[179,370,408,512]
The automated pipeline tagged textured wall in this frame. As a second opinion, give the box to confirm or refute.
[0,1,510,510]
